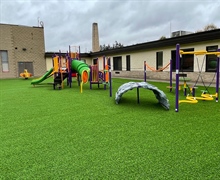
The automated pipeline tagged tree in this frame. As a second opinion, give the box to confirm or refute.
[100,41,123,51]
[159,36,166,40]
[203,23,218,31]
[196,23,218,33]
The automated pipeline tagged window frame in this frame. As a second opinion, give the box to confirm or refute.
[206,45,218,72]
[0,50,9,72]
[156,51,163,70]
[171,48,194,72]
[113,56,122,71]
[126,55,130,71]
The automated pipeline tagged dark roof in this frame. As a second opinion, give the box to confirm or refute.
[90,29,220,56]
[45,52,91,58]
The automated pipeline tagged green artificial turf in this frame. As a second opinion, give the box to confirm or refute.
[0,77,220,179]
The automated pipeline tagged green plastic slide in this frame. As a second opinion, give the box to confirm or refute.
[31,68,54,85]
[71,60,90,83]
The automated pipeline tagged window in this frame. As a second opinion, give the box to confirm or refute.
[113,56,122,71]
[206,45,218,72]
[126,55,130,71]
[156,51,163,70]
[171,48,194,72]
[93,58,98,65]
[0,51,9,72]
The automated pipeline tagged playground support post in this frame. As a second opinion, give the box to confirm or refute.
[169,59,172,92]
[89,65,92,89]
[68,56,73,88]
[59,51,64,89]
[175,44,180,112]
[144,61,147,82]
[109,57,112,97]
[78,46,81,60]
[68,46,72,88]
[216,49,220,102]
[103,56,106,90]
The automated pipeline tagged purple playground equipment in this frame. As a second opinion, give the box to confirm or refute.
[175,44,220,112]
[90,56,112,97]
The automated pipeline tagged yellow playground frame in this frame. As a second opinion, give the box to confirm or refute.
[175,44,220,112]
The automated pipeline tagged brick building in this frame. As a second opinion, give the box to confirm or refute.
[0,23,46,78]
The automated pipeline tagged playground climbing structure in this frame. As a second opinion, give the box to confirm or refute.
[31,46,90,91]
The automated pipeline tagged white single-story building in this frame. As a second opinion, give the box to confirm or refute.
[45,29,220,83]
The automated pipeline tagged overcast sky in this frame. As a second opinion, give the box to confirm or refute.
[1,0,220,52]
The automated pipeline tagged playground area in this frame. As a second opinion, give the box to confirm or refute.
[30,46,112,95]
[0,76,220,179]
[1,44,220,178]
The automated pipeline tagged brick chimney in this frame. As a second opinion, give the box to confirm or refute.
[92,22,100,52]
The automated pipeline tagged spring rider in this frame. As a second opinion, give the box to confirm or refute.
[20,69,32,79]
